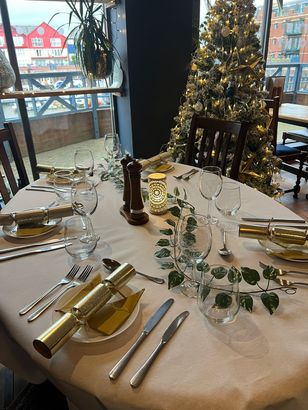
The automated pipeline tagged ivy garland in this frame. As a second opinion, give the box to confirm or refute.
[155,187,296,315]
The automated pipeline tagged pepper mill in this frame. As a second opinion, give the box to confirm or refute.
[126,160,149,225]
[120,154,133,219]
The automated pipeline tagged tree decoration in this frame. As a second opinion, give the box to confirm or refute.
[168,0,281,196]
[154,188,296,314]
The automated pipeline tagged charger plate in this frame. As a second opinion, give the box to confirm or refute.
[3,218,61,239]
[259,239,308,262]
[52,284,140,344]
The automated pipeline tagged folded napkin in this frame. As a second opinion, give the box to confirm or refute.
[15,223,56,237]
[57,274,144,336]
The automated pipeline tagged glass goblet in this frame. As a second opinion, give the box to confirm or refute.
[215,181,241,231]
[53,170,74,204]
[199,166,222,224]
[74,149,94,177]
[71,179,98,216]
[64,215,97,261]
[178,213,212,298]
[104,132,122,170]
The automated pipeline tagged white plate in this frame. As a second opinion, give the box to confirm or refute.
[52,284,140,344]
[3,218,61,239]
[259,239,308,263]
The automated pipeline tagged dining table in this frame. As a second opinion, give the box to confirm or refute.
[0,163,308,410]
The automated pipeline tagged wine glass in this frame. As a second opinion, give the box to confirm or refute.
[199,166,223,224]
[53,170,74,204]
[71,180,98,216]
[178,213,212,298]
[74,149,94,177]
[215,181,241,232]
[64,215,97,261]
[104,133,122,170]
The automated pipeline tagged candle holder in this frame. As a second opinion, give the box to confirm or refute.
[148,173,168,215]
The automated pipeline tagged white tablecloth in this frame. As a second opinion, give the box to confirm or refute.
[1,164,308,410]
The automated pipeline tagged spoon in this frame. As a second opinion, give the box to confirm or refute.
[102,258,165,284]
[218,229,232,257]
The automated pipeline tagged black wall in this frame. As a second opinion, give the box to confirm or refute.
[111,0,200,158]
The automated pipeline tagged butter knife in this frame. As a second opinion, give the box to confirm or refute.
[130,310,189,388]
[242,217,305,223]
[0,237,75,255]
[109,298,174,380]
[0,243,67,262]
[274,277,308,287]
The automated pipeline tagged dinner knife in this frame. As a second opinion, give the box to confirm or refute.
[26,187,55,193]
[130,310,189,388]
[0,237,75,255]
[0,243,68,262]
[241,217,305,223]
[109,298,174,380]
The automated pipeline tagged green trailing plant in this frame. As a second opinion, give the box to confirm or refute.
[155,187,296,315]
[52,0,117,80]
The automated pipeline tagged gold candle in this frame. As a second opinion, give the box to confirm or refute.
[148,173,168,215]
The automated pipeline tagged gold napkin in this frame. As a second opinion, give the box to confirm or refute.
[15,224,55,237]
[57,274,144,336]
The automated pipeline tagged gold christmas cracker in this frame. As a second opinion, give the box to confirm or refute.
[239,224,307,246]
[36,164,75,173]
[0,205,74,226]
[139,151,172,170]
[33,263,135,359]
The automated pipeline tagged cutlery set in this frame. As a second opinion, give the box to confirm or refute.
[259,261,308,288]
[173,168,198,181]
[109,298,189,388]
[19,264,93,322]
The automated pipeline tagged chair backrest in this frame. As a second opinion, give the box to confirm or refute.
[184,114,249,180]
[0,122,29,204]
[265,76,285,103]
[264,96,280,154]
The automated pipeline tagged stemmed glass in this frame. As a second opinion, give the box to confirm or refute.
[104,133,122,170]
[177,213,212,298]
[215,181,241,232]
[199,166,223,224]
[64,215,97,261]
[71,180,98,216]
[74,149,94,177]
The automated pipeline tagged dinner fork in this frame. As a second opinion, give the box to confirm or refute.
[27,265,93,322]
[19,264,80,315]
[173,169,198,180]
[259,261,307,276]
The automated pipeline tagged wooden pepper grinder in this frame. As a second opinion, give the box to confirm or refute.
[120,154,133,219]
[126,160,149,225]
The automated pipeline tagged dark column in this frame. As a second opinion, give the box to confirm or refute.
[111,0,199,158]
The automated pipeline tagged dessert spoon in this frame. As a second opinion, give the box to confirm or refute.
[102,258,165,284]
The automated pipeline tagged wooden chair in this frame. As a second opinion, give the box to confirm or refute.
[264,96,307,198]
[265,76,285,104]
[0,122,29,204]
[184,114,249,180]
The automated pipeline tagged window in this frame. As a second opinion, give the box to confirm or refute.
[272,38,277,45]
[274,23,279,29]
[32,38,43,47]
[0,36,4,46]
[13,36,23,46]
[50,38,61,47]
[51,49,62,56]
[299,67,308,91]
[35,49,42,57]
[285,20,304,35]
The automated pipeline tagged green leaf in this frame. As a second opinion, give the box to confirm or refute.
[262,265,277,280]
[168,270,184,289]
[186,216,198,232]
[183,187,187,201]
[196,261,210,272]
[156,239,170,247]
[240,294,253,312]
[160,262,175,270]
[182,231,196,247]
[211,266,228,279]
[173,186,180,197]
[165,218,176,227]
[159,228,173,236]
[261,292,279,315]
[241,267,260,285]
[155,248,171,258]
[228,266,242,283]
[168,206,181,218]
[176,198,184,208]
[215,293,232,309]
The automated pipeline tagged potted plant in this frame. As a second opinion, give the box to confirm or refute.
[62,0,116,80]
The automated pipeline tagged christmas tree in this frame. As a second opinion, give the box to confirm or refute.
[168,0,281,196]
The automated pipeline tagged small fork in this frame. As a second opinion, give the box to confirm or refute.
[19,264,80,315]
[173,169,198,180]
[27,265,93,322]
[259,261,307,276]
